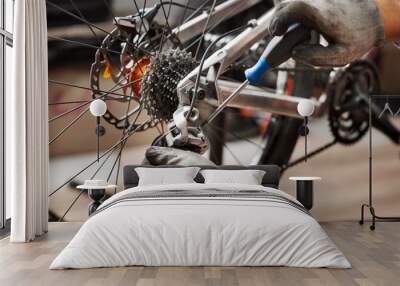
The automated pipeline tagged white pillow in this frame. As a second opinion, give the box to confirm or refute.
[135,167,200,186]
[200,169,266,185]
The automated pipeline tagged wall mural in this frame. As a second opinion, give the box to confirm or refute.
[46,1,400,224]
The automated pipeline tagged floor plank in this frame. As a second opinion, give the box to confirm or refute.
[0,222,399,286]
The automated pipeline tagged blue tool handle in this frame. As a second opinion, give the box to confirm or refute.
[245,24,311,85]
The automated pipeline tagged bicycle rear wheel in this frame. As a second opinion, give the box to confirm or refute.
[47,0,280,221]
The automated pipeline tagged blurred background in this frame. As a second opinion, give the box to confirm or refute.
[47,0,400,223]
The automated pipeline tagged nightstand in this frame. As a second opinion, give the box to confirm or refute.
[77,180,118,215]
[289,177,321,210]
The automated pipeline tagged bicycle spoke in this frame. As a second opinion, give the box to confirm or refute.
[106,129,131,185]
[91,146,120,179]
[68,0,102,44]
[49,120,150,197]
[180,0,211,25]
[159,0,173,30]
[183,16,223,52]
[178,0,191,30]
[49,101,89,123]
[207,124,243,165]
[58,143,124,221]
[49,79,135,100]
[194,0,217,59]
[49,100,91,106]
[47,0,153,57]
[93,73,138,106]
[46,1,111,36]
[58,189,85,222]
[113,154,123,194]
[107,141,127,182]
[114,104,141,191]
[48,36,121,55]
[136,0,147,38]
[100,72,134,99]
[209,122,263,150]
[107,98,143,185]
[109,77,143,94]
[106,106,146,184]
[49,107,90,145]
[131,0,149,34]
[157,0,174,52]
[48,78,136,123]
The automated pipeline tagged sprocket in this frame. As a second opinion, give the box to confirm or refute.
[327,61,380,145]
[140,49,196,122]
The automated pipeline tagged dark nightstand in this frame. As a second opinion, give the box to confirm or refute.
[77,180,118,215]
[289,177,321,210]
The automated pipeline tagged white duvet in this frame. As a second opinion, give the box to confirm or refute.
[50,183,350,269]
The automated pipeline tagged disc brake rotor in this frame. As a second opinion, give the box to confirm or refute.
[90,19,166,132]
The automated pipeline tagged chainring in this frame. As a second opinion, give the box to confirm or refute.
[327,61,380,145]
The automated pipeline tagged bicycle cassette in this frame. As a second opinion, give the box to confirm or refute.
[140,49,197,122]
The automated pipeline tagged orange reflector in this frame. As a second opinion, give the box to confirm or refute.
[102,64,112,79]
[130,57,150,97]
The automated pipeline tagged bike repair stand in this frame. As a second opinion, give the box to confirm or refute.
[359,94,400,230]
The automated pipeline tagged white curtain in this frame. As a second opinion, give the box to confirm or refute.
[7,0,49,242]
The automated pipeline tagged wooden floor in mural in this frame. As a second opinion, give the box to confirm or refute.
[1,222,399,286]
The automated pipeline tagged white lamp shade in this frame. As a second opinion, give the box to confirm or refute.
[90,99,107,117]
[297,100,315,117]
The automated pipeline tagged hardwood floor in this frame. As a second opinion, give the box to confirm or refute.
[0,222,399,286]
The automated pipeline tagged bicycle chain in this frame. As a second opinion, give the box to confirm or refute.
[283,140,338,171]
[125,117,161,134]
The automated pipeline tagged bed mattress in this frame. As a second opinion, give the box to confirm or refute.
[50,183,350,269]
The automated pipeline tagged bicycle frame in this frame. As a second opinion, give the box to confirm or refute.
[204,79,326,118]
[172,0,262,44]
[175,4,326,119]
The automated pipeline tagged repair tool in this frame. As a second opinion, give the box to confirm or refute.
[245,24,311,85]
[205,24,311,126]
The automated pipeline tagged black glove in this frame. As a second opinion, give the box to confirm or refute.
[145,146,216,166]
[270,0,384,66]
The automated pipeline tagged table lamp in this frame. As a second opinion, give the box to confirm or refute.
[297,99,315,162]
[90,99,107,162]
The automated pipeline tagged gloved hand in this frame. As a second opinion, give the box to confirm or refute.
[270,0,385,66]
[145,146,216,166]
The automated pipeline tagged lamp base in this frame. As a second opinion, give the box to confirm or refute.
[88,188,106,215]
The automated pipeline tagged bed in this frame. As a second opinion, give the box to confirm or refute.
[50,165,350,269]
